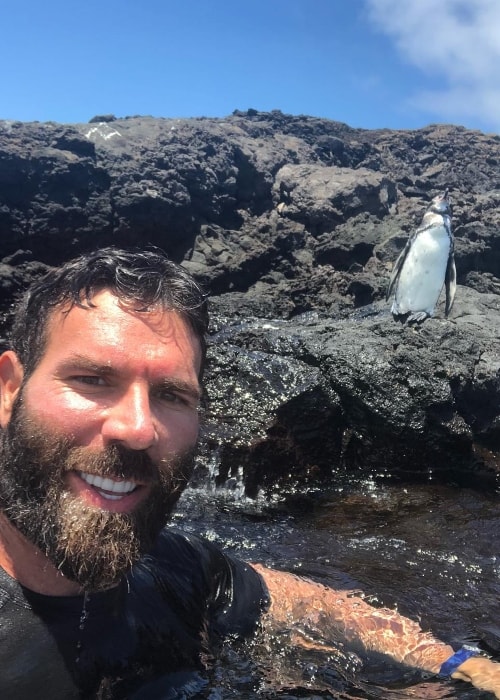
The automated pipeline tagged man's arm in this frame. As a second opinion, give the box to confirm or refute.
[252,564,500,698]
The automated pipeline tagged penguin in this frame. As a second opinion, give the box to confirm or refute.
[386,189,456,323]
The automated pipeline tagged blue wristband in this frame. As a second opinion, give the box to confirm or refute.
[438,645,481,677]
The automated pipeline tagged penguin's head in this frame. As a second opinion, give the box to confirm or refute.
[430,188,451,216]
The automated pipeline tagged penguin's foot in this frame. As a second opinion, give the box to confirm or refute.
[406,311,430,324]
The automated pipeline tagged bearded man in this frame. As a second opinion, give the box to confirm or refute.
[0,247,498,698]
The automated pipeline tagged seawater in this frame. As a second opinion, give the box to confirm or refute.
[174,480,500,699]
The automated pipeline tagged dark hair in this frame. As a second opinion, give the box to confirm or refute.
[9,247,209,378]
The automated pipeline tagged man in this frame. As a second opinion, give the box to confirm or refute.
[0,247,498,698]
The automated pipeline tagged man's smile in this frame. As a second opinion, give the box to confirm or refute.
[69,470,151,512]
[77,472,141,500]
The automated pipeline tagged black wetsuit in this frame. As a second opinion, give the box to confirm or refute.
[0,527,269,699]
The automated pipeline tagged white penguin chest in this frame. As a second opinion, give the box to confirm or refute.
[405,225,450,273]
[397,225,450,312]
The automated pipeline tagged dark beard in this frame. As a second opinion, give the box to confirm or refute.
[0,398,195,591]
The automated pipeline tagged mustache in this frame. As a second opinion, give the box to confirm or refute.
[63,442,159,483]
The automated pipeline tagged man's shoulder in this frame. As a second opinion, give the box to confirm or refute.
[146,527,224,570]
[128,526,268,637]
[152,526,214,554]
[0,565,28,610]
[132,527,231,591]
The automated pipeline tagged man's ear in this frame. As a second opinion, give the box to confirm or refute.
[0,351,24,428]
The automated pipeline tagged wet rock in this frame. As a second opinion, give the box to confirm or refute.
[204,286,500,497]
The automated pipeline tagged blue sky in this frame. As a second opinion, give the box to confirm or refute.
[2,0,499,132]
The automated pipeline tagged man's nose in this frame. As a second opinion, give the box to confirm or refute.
[102,384,157,451]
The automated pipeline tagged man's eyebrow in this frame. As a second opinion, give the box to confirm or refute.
[59,354,202,400]
[58,355,113,374]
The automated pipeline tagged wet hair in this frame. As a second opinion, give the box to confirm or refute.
[9,247,209,378]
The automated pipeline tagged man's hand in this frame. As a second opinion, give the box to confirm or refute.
[452,656,500,699]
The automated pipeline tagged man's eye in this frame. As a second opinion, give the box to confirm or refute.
[155,389,198,409]
[158,391,184,404]
[71,375,106,386]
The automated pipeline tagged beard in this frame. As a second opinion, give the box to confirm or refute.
[0,397,196,592]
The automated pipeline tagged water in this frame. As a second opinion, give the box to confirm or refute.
[173,479,500,698]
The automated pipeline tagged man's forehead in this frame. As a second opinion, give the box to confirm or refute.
[50,291,177,327]
[36,289,204,382]
[46,293,199,352]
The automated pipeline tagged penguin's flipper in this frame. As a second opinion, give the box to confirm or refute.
[386,238,412,301]
[444,254,457,317]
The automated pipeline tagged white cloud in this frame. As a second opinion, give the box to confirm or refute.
[365,0,500,131]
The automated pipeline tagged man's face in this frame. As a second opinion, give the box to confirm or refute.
[0,290,202,590]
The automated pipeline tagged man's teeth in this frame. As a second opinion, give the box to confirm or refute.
[78,472,137,500]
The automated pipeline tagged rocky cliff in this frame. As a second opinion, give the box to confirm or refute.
[1,111,499,499]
